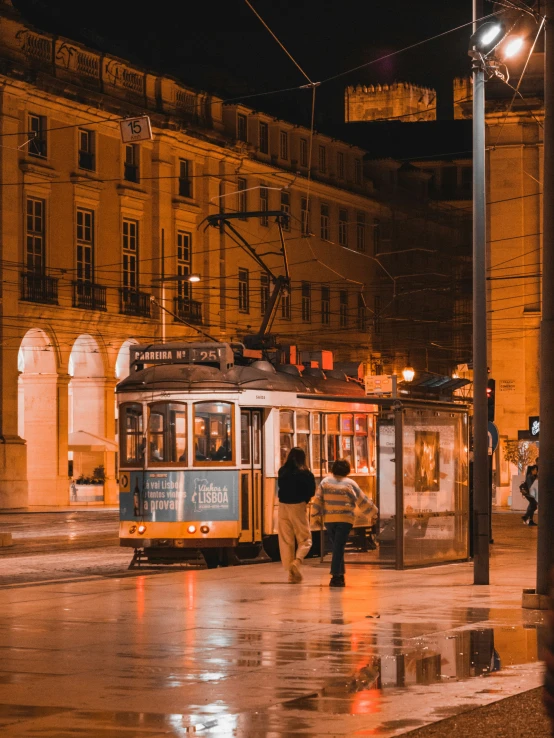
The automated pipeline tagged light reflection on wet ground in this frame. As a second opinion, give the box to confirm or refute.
[0,513,547,737]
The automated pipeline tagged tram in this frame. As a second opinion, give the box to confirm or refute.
[117,341,379,566]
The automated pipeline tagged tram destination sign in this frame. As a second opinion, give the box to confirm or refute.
[131,343,233,370]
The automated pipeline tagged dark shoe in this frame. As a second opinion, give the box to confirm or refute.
[330,575,345,588]
[528,521,538,526]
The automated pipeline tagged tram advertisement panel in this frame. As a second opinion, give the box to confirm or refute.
[120,471,239,522]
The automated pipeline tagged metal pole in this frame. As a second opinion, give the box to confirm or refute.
[161,228,166,343]
[472,0,490,584]
[394,403,404,570]
[537,0,554,596]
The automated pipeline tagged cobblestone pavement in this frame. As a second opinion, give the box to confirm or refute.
[0,510,550,737]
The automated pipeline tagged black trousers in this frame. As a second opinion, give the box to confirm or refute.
[326,522,353,576]
[523,494,537,522]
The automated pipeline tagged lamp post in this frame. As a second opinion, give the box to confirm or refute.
[152,273,201,342]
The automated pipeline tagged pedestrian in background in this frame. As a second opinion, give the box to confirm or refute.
[312,458,377,588]
[277,447,315,583]
[520,464,538,526]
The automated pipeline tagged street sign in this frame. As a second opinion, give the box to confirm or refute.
[365,374,396,396]
[120,116,152,143]
[488,421,499,455]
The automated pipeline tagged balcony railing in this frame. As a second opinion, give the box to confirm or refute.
[119,287,151,318]
[21,271,58,305]
[72,281,107,311]
[173,296,203,324]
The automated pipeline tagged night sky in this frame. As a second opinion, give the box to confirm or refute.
[14,0,476,125]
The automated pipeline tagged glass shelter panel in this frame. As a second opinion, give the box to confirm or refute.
[402,409,469,566]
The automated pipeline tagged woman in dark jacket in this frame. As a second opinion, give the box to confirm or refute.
[277,447,315,583]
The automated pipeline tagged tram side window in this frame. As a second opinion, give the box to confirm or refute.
[341,414,354,467]
[194,402,233,464]
[147,403,187,465]
[355,414,369,472]
[296,410,310,465]
[120,403,143,467]
[327,413,340,465]
[280,409,294,465]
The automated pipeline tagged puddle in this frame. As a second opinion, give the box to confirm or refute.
[281,624,545,715]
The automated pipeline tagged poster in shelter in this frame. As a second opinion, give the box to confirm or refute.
[414,430,440,492]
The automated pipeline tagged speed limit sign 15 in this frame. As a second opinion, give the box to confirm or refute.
[120,116,152,143]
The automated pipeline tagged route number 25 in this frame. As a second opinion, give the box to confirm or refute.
[119,116,153,143]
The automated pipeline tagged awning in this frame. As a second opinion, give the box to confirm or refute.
[68,430,118,452]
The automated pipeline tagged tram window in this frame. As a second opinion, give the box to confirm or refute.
[120,403,143,467]
[280,410,294,465]
[297,432,310,463]
[355,414,369,472]
[312,434,323,473]
[296,411,309,432]
[342,414,353,433]
[327,414,339,433]
[194,402,233,464]
[147,403,187,465]
[342,436,354,466]
[252,412,261,465]
[296,410,310,465]
[312,413,321,433]
[241,412,250,465]
[327,414,340,464]
[355,415,368,434]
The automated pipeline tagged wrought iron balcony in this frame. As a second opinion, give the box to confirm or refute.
[20,271,58,305]
[72,281,107,311]
[173,296,202,324]
[119,287,151,318]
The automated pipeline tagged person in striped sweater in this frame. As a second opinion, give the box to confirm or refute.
[311,458,377,587]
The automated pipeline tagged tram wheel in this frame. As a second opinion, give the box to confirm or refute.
[202,549,221,569]
[262,535,281,562]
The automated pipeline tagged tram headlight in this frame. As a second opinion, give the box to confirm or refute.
[187,525,197,534]
[200,525,210,534]
[138,524,147,534]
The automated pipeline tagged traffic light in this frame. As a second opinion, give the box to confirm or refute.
[487,378,496,422]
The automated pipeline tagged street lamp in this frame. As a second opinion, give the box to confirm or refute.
[469,5,525,585]
[151,273,202,342]
[402,366,415,383]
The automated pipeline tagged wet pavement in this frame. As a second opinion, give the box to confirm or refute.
[0,511,549,736]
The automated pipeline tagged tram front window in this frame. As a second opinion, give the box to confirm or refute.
[120,403,143,467]
[147,403,187,465]
[194,402,233,464]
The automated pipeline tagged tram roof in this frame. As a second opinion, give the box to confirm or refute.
[116,361,367,397]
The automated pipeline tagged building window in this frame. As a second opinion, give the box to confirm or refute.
[237,113,247,142]
[321,285,330,325]
[177,231,192,300]
[301,197,311,236]
[337,151,345,179]
[279,131,288,160]
[260,273,270,315]
[281,287,291,320]
[358,293,367,330]
[339,290,348,327]
[124,144,139,183]
[301,282,311,322]
[28,114,47,158]
[259,121,269,154]
[76,209,94,282]
[374,295,381,334]
[373,217,381,254]
[356,212,366,252]
[26,197,45,273]
[280,190,290,231]
[238,268,249,313]
[122,219,139,289]
[300,138,308,167]
[178,159,192,198]
[320,203,330,241]
[355,159,362,185]
[260,185,269,226]
[339,208,348,246]
[318,145,326,173]
[237,178,247,218]
[78,129,95,171]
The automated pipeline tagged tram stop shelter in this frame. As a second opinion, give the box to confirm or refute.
[305,377,470,570]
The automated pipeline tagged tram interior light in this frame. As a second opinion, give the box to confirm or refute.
[188,525,197,534]
[138,524,146,534]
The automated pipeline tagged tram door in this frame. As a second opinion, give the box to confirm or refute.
[240,410,263,543]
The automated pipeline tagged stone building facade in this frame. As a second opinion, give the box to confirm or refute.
[0,0,391,508]
[345,83,436,122]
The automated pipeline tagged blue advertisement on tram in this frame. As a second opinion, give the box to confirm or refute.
[120,470,239,522]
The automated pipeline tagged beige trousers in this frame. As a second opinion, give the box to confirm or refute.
[278,502,312,570]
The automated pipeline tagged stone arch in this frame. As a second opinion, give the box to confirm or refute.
[115,338,139,381]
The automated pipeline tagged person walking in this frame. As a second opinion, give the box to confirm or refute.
[277,447,315,583]
[312,458,377,588]
[520,464,538,526]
